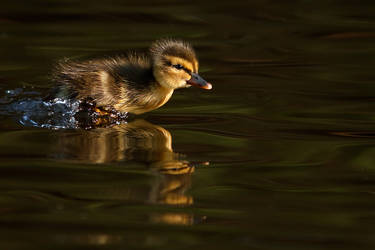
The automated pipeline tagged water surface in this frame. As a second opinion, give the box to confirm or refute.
[1,1,375,249]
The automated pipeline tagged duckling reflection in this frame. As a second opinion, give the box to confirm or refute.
[59,119,175,164]
[56,119,205,225]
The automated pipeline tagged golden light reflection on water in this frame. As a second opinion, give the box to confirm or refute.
[150,212,194,225]
[55,119,206,226]
[58,234,123,246]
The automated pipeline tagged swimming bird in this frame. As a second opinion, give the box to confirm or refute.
[52,39,212,115]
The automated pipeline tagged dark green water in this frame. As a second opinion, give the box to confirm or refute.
[2,0,375,249]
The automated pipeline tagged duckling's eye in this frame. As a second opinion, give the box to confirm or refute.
[173,64,184,70]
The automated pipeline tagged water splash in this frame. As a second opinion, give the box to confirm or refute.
[2,87,130,129]
[12,97,81,129]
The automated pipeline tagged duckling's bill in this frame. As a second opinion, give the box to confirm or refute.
[187,73,212,90]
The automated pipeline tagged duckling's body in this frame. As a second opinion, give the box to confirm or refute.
[53,39,211,115]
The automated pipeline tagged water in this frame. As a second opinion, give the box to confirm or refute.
[2,0,375,249]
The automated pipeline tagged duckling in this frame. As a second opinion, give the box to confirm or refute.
[52,39,212,115]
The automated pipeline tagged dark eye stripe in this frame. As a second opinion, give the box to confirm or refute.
[171,63,192,75]
[183,68,192,75]
[173,64,184,70]
[164,60,172,66]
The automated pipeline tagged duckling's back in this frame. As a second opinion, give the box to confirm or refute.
[52,54,155,109]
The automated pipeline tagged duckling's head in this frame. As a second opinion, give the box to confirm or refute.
[150,39,212,90]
